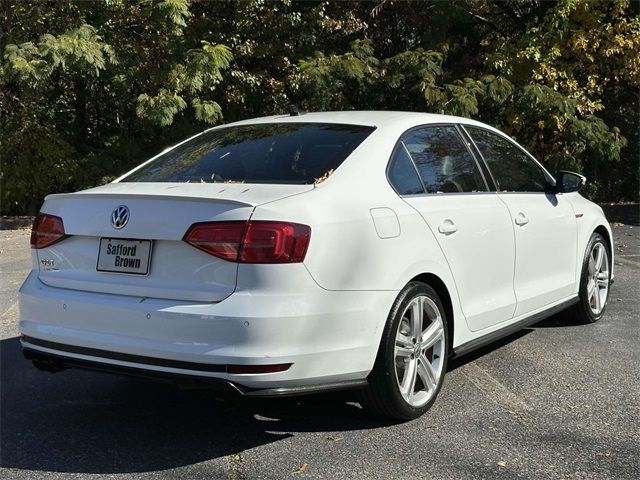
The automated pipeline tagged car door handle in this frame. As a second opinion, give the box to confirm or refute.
[515,214,529,226]
[438,223,458,234]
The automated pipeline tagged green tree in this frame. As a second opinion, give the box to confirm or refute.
[1,0,638,214]
[1,0,232,214]
[295,0,639,201]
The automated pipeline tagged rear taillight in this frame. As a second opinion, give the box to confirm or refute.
[241,221,311,263]
[182,221,247,261]
[183,220,311,263]
[30,213,67,249]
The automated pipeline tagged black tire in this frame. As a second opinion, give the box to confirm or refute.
[358,281,449,420]
[568,232,611,324]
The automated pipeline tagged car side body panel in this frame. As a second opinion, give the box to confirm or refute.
[497,192,578,317]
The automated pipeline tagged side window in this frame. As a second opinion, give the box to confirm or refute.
[400,126,487,193]
[388,145,425,195]
[466,127,550,193]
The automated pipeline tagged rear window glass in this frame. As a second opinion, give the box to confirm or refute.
[123,123,375,184]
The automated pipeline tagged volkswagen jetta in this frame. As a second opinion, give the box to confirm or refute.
[20,111,613,419]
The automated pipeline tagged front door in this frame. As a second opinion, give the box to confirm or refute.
[464,126,578,317]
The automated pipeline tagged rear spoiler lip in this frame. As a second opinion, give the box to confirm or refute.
[45,191,252,207]
[44,182,315,208]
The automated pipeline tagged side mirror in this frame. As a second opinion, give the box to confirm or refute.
[554,170,586,193]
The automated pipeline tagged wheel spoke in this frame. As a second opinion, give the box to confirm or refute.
[395,345,413,358]
[410,297,423,339]
[594,285,602,311]
[594,245,604,272]
[421,320,443,350]
[400,358,417,399]
[396,332,413,349]
[417,354,436,390]
[597,278,609,289]
[588,256,596,276]
[587,279,596,303]
[395,330,414,358]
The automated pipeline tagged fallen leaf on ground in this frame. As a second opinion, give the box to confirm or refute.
[507,410,526,420]
[595,451,612,457]
[326,435,343,442]
[497,460,507,467]
[294,463,309,474]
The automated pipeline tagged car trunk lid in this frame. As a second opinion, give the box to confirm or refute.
[34,183,313,302]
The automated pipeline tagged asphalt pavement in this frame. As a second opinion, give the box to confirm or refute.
[1,219,638,479]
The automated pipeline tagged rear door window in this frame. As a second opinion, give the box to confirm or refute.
[387,144,425,195]
[124,123,375,184]
[398,126,487,193]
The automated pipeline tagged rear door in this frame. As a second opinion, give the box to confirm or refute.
[389,125,517,332]
[464,126,577,317]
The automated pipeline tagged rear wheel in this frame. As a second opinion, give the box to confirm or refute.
[569,232,611,323]
[359,282,448,420]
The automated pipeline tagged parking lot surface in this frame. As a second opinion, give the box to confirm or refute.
[1,220,638,479]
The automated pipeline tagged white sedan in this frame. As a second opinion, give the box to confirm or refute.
[20,111,613,419]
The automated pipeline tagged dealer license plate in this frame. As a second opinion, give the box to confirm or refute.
[97,238,152,275]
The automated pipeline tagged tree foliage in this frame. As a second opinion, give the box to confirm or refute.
[1,0,638,214]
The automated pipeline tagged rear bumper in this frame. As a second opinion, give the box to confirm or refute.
[21,344,368,396]
[19,270,397,390]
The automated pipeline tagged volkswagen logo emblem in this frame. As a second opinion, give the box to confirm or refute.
[111,205,130,230]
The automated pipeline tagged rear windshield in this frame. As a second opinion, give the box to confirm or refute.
[123,123,375,184]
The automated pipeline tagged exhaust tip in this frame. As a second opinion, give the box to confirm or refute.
[23,349,66,373]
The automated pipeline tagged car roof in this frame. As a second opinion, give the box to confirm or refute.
[224,110,496,131]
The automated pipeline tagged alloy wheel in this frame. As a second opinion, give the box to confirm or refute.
[394,295,445,408]
[587,242,609,315]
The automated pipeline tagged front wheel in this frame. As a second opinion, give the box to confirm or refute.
[569,232,611,323]
[358,282,448,420]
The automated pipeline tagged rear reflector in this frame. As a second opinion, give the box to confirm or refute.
[31,213,67,249]
[183,220,311,263]
[227,363,293,374]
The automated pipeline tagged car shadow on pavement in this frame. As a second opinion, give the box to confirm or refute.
[447,329,532,371]
[447,309,582,371]
[533,311,583,328]
[0,311,580,475]
[0,336,396,475]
